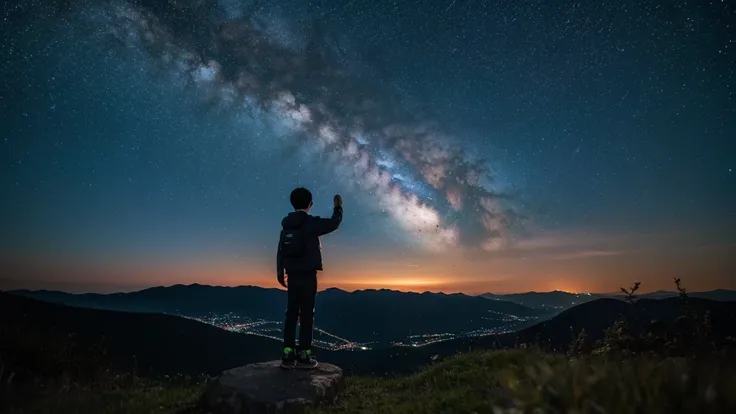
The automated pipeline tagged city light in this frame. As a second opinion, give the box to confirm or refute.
[175,308,539,350]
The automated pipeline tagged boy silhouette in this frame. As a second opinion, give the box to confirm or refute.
[277,187,343,369]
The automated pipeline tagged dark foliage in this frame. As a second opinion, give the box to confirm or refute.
[568,278,736,358]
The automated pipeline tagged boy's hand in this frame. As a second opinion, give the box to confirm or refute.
[277,273,287,288]
[334,194,342,208]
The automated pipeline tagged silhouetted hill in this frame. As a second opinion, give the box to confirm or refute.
[621,289,736,302]
[416,297,736,358]
[306,296,736,376]
[481,290,602,310]
[686,289,736,302]
[0,292,279,378]
[12,285,542,346]
[481,289,736,311]
[510,297,736,350]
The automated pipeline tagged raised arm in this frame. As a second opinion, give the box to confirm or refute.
[276,230,286,287]
[314,206,343,236]
[314,195,343,236]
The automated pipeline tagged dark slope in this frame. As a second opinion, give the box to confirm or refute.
[481,289,736,311]
[358,296,736,375]
[510,297,736,349]
[1,292,279,377]
[439,297,736,352]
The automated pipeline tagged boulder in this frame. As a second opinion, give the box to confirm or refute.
[200,361,345,414]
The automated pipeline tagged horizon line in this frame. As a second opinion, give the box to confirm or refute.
[3,281,730,296]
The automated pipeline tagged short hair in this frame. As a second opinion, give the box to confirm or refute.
[290,187,313,210]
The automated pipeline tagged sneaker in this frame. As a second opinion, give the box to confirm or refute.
[280,347,296,368]
[295,350,319,369]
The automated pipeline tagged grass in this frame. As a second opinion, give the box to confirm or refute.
[312,349,736,414]
[9,349,732,413]
[3,376,204,414]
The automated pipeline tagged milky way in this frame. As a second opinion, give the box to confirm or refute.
[61,0,525,253]
[2,0,734,293]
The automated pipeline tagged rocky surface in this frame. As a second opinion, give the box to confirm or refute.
[200,360,345,414]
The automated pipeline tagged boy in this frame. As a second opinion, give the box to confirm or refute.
[277,187,343,369]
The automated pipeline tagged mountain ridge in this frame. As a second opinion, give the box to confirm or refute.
[10,284,543,347]
[479,288,736,310]
[12,283,734,301]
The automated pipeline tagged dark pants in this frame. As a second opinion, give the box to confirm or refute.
[283,270,317,352]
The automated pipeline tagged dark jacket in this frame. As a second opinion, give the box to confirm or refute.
[277,206,343,276]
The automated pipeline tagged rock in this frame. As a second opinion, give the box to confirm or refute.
[200,360,345,414]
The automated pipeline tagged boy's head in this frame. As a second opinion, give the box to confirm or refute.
[290,187,313,212]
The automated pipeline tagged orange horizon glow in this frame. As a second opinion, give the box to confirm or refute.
[2,255,734,296]
[2,230,734,295]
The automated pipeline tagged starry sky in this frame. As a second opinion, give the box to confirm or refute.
[1,0,734,294]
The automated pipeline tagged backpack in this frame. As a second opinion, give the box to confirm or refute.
[279,226,306,258]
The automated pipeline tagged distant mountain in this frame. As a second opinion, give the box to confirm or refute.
[481,290,603,310]
[10,284,286,315]
[640,289,736,302]
[315,288,539,344]
[511,297,736,350]
[481,289,736,311]
[11,285,543,346]
[420,296,736,357]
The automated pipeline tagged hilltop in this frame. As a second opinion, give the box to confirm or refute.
[313,350,736,414]
[5,347,735,413]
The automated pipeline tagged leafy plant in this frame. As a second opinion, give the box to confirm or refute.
[620,281,641,304]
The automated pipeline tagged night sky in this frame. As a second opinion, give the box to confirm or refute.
[1,0,734,294]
